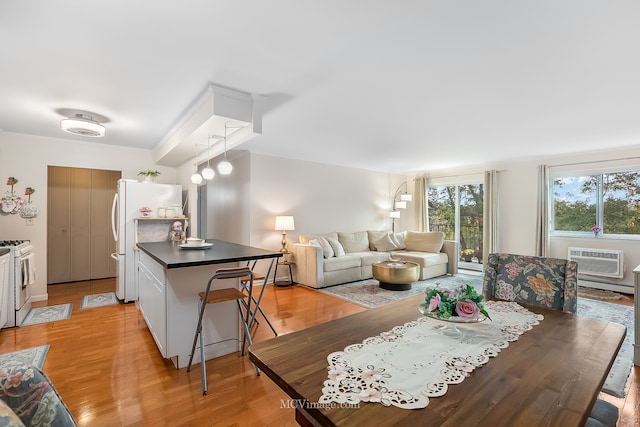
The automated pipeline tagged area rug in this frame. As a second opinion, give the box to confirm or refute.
[20,303,72,327]
[80,292,118,309]
[319,274,633,397]
[578,286,630,301]
[0,345,49,368]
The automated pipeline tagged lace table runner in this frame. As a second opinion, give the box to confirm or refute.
[319,301,543,409]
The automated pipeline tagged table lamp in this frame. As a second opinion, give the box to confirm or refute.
[275,215,295,253]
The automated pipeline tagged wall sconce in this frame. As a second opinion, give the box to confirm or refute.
[275,215,295,253]
[390,182,412,231]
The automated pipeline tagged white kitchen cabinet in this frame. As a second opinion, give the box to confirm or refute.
[138,251,167,356]
[0,252,10,329]
[137,250,240,368]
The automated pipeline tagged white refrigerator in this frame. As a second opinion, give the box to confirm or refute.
[111,179,183,302]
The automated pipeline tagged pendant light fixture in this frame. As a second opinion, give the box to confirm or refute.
[190,144,203,184]
[201,135,215,180]
[217,123,233,175]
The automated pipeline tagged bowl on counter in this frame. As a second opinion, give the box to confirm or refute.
[184,237,204,247]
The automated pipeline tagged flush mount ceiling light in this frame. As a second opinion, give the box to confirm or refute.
[60,113,106,137]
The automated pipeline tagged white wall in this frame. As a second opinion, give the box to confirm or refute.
[0,132,179,301]
[199,152,408,278]
[424,146,640,292]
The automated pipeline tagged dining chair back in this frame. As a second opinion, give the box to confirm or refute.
[482,253,578,313]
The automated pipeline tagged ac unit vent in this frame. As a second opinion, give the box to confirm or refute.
[567,247,624,278]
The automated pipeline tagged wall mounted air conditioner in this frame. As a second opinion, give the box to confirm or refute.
[567,247,624,279]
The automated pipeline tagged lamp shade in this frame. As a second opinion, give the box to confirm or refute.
[395,201,407,209]
[275,215,295,231]
[400,193,412,202]
[389,211,400,219]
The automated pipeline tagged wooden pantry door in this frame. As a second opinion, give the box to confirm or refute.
[47,166,120,284]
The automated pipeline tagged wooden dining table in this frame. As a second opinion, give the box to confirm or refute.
[249,294,626,427]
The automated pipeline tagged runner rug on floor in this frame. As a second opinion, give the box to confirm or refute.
[80,292,118,309]
[20,304,72,327]
[319,274,633,398]
[0,345,49,368]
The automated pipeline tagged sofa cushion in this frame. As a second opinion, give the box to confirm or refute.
[326,237,345,257]
[308,238,334,258]
[323,255,361,272]
[391,250,447,267]
[404,231,444,253]
[338,231,370,253]
[367,230,388,250]
[299,232,338,244]
[351,251,391,267]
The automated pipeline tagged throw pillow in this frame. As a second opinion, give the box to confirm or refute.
[312,237,334,258]
[338,231,370,253]
[367,230,388,250]
[326,237,346,257]
[372,234,401,252]
[404,231,444,253]
[391,231,407,249]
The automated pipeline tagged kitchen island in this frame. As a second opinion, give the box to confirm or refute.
[136,240,282,368]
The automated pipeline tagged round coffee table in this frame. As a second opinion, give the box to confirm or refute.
[372,260,420,290]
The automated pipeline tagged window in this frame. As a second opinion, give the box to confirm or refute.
[552,169,640,236]
[428,180,483,269]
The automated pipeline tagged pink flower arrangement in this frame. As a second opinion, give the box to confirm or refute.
[422,284,491,320]
[139,207,152,213]
[591,225,602,236]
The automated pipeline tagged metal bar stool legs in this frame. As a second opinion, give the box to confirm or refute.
[186,266,259,395]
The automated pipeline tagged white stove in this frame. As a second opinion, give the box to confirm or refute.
[0,240,34,328]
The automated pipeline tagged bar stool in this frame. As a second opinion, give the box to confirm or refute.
[186,266,259,395]
[238,260,278,337]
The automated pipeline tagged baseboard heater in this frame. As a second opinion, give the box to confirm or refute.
[567,247,624,279]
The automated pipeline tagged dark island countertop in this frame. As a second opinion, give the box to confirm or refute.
[136,240,282,269]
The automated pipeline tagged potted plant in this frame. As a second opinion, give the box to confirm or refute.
[138,170,161,182]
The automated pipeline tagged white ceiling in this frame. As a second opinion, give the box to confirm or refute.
[1,1,639,174]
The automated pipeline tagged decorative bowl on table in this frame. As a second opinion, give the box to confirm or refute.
[418,306,486,323]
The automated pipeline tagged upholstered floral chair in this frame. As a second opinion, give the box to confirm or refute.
[482,253,578,313]
[0,364,77,426]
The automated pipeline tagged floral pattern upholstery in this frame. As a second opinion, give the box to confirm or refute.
[482,253,578,313]
[0,364,77,427]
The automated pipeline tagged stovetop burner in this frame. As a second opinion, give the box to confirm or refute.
[0,240,28,247]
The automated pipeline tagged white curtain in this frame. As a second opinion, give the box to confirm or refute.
[415,176,428,231]
[535,165,550,256]
[482,170,498,266]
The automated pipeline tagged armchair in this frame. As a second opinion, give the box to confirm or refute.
[482,253,578,313]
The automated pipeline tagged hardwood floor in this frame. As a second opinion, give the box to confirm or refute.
[0,279,636,426]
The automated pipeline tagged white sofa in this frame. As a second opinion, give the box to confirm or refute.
[289,230,458,289]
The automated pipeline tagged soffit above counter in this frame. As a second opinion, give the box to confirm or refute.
[154,83,263,167]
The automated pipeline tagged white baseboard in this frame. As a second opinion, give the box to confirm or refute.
[578,279,634,295]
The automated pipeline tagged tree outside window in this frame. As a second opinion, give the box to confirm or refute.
[552,171,640,235]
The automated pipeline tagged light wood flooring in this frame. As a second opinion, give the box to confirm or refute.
[0,279,637,426]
